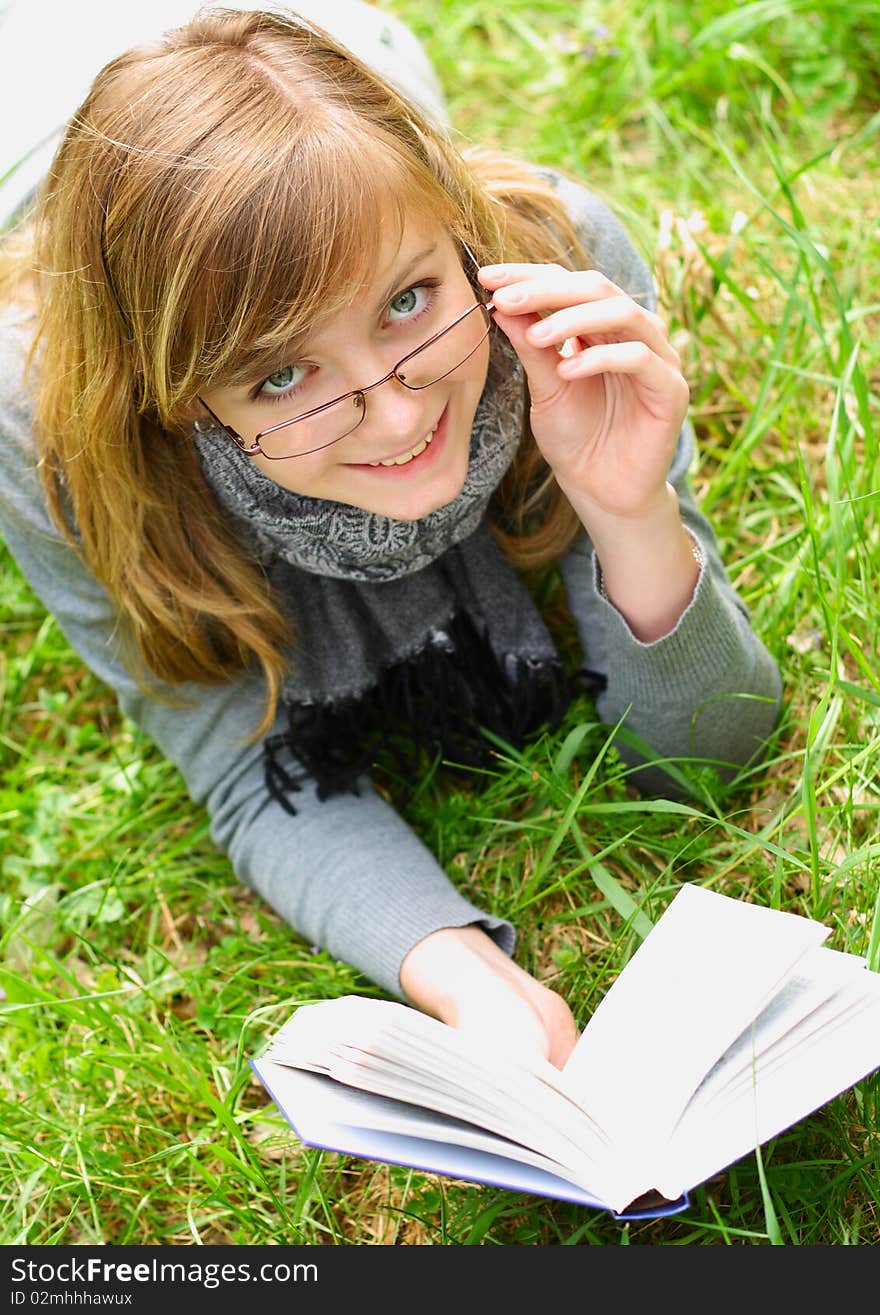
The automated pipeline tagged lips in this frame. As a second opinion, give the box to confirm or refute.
[367,424,438,467]
[349,405,448,472]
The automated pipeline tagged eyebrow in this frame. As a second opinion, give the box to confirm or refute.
[230,243,442,397]
[377,243,440,308]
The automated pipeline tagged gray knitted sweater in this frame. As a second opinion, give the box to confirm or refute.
[0,179,782,998]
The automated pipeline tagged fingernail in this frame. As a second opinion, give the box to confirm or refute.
[493,287,525,306]
[479,264,503,276]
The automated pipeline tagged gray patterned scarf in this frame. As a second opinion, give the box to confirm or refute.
[194,336,579,808]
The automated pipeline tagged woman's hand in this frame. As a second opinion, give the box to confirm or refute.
[400,924,579,1070]
[478,263,690,523]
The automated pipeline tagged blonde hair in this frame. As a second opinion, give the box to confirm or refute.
[1,6,589,732]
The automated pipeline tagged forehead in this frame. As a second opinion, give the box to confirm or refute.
[331,209,454,309]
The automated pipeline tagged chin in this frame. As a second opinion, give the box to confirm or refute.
[346,447,470,520]
[384,469,469,522]
[355,487,457,522]
[389,500,450,523]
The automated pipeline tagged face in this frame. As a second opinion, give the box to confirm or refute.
[200,212,491,521]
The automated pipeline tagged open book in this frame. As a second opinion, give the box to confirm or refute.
[251,886,880,1218]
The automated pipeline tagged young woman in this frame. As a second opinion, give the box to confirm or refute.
[0,4,781,1067]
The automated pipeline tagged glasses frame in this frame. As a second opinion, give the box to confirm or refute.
[197,293,496,460]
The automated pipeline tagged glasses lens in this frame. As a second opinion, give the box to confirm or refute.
[258,393,366,460]
[396,303,491,389]
[257,302,491,459]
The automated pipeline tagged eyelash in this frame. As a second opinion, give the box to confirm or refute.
[252,279,443,406]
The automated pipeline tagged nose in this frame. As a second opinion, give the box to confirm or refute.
[357,373,431,446]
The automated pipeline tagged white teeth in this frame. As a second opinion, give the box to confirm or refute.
[369,428,435,468]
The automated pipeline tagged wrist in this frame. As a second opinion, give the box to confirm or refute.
[555,471,676,535]
[565,482,680,551]
[400,924,508,1023]
[598,523,704,600]
[586,489,705,642]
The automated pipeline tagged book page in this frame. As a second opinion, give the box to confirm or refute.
[256,1045,689,1218]
[253,1058,686,1216]
[264,995,608,1182]
[560,886,830,1157]
[676,946,868,1117]
[252,1053,622,1210]
[653,968,880,1202]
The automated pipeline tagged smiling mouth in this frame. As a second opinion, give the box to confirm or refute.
[366,422,439,467]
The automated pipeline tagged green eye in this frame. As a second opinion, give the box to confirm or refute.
[259,364,307,397]
[390,288,419,316]
[388,285,432,321]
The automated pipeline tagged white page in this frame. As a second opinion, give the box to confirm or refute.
[364,1020,608,1142]
[266,996,608,1177]
[678,945,868,1118]
[252,1058,620,1209]
[338,1033,607,1168]
[653,973,880,1202]
[689,984,877,1115]
[323,1048,598,1175]
[561,886,829,1161]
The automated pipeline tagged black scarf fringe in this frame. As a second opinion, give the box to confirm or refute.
[264,610,606,815]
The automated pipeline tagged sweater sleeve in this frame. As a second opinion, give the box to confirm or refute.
[549,178,782,794]
[0,311,514,997]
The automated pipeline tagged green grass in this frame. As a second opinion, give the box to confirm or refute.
[1,0,879,1245]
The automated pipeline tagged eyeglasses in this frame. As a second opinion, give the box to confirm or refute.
[197,295,495,460]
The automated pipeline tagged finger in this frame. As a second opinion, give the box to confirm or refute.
[478,261,570,287]
[528,297,680,368]
[555,341,690,407]
[482,266,641,311]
